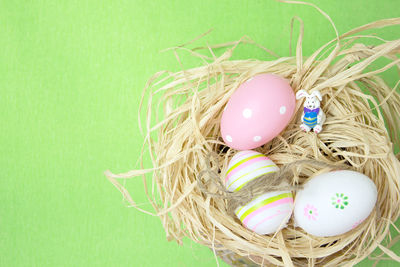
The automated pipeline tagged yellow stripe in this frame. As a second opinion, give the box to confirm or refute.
[227,165,276,189]
[226,154,264,176]
[236,205,245,215]
[234,170,277,192]
[304,117,317,122]
[237,193,292,221]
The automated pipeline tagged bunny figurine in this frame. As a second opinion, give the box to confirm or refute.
[296,90,326,134]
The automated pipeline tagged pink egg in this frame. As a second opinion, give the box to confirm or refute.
[220,73,295,150]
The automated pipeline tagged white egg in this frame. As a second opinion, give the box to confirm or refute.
[225,150,293,235]
[294,170,377,237]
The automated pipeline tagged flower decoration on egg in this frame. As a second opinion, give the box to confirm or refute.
[331,193,349,209]
[294,170,377,237]
[304,204,319,221]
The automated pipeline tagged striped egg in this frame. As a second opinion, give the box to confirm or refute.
[225,150,294,235]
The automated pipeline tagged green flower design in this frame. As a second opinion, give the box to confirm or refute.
[331,193,349,209]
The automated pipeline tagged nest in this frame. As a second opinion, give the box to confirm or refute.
[106,12,400,267]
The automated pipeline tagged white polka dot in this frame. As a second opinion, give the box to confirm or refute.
[280,106,287,115]
[226,135,233,142]
[242,108,252,118]
[253,136,261,142]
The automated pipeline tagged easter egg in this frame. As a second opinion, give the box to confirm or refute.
[225,150,293,235]
[220,73,295,150]
[294,170,378,237]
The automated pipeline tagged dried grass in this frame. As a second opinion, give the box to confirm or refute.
[105,3,400,266]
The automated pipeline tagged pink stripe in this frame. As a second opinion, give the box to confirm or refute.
[251,209,292,232]
[225,156,271,182]
[230,151,257,164]
[242,197,293,225]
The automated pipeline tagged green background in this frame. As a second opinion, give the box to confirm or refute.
[1,0,400,266]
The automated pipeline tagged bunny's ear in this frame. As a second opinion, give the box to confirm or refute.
[296,90,308,100]
[311,90,322,101]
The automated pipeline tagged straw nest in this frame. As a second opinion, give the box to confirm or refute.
[106,12,400,267]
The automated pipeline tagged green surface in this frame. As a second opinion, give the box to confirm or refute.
[1,0,400,266]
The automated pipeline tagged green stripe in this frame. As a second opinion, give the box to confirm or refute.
[236,204,246,215]
[237,193,292,221]
[235,189,284,216]
[234,170,277,192]
[227,165,276,189]
[226,154,264,176]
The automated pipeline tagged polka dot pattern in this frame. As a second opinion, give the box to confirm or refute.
[220,74,296,150]
[242,108,252,118]
[253,136,261,142]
